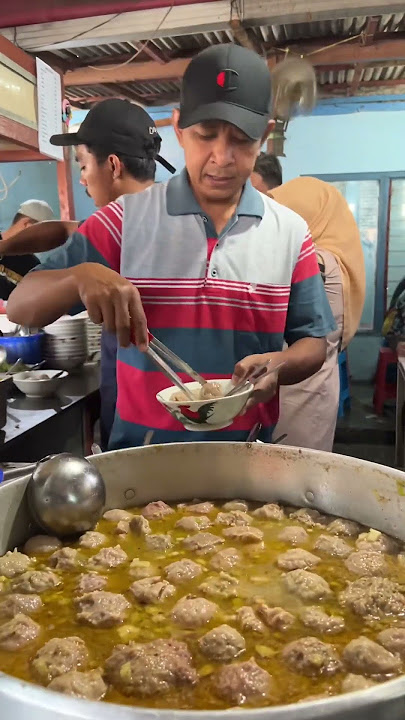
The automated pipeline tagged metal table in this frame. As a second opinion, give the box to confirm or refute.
[0,365,100,463]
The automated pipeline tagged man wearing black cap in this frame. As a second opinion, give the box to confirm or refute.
[9,44,334,449]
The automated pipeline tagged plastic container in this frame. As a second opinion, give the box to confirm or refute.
[0,333,44,365]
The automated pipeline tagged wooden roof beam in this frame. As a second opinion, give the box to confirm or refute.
[140,43,169,64]
[346,17,380,95]
[64,36,405,86]
[361,15,380,45]
[65,57,190,86]
[348,64,365,96]
[229,19,264,55]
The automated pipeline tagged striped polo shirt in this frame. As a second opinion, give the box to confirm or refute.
[35,170,335,448]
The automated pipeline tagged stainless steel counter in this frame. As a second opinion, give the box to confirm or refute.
[0,365,100,463]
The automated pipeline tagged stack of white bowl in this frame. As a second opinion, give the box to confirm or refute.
[44,316,87,370]
[86,319,102,358]
[74,311,102,359]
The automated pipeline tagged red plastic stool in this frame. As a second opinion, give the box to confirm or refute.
[373,346,397,415]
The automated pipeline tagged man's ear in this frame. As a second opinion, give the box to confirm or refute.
[108,154,122,179]
[172,109,184,148]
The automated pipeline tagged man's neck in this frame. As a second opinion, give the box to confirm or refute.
[194,190,242,237]
[119,178,153,197]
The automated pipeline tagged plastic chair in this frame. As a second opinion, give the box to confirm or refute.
[373,346,397,415]
[338,350,351,418]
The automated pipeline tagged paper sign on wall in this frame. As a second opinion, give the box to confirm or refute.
[36,58,64,161]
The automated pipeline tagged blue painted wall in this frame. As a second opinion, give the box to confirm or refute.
[0,161,59,232]
[280,108,405,181]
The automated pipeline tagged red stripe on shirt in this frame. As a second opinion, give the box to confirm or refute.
[142,298,287,332]
[291,234,320,284]
[134,283,290,303]
[135,283,289,332]
[131,278,291,295]
[116,361,279,431]
[79,203,122,272]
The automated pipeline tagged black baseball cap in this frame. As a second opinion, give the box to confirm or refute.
[50,98,175,173]
[179,44,272,140]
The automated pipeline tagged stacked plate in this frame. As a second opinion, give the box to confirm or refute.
[44,316,87,370]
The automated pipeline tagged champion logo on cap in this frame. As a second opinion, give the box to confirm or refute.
[216,68,239,91]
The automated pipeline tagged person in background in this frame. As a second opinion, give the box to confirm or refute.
[251,152,283,192]
[0,200,54,299]
[251,156,365,451]
[2,100,174,448]
[382,278,405,357]
[8,44,335,450]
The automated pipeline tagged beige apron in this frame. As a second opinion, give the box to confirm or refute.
[275,249,344,452]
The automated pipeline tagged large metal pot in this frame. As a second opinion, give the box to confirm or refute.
[1,442,405,720]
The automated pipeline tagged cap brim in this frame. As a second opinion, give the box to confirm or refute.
[178,101,269,140]
[50,132,82,147]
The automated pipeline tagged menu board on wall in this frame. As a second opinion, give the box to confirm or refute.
[36,58,63,161]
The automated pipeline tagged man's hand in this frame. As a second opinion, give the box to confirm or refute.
[232,337,327,413]
[232,352,283,411]
[73,263,148,350]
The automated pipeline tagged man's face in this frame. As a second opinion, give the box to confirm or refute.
[251,171,270,194]
[173,113,267,203]
[75,145,114,208]
[8,216,36,238]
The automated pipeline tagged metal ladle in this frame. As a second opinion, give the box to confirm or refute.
[28,453,106,538]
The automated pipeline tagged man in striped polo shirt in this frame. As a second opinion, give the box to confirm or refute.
[8,44,335,449]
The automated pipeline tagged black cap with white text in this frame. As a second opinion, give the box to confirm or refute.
[178,44,272,140]
[50,99,175,173]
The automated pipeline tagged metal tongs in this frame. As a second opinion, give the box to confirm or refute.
[147,333,205,400]
[146,332,285,402]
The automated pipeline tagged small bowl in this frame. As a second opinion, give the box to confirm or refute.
[156,378,253,431]
[12,370,68,398]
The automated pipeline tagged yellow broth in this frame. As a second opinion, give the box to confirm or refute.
[0,502,404,709]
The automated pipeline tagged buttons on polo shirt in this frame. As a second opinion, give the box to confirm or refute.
[211,268,218,277]
[202,216,208,223]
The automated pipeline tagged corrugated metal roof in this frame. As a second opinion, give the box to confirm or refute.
[319,64,405,84]
[250,12,405,44]
[23,11,405,103]
[51,12,405,63]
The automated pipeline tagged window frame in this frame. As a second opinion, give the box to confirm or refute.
[312,171,405,335]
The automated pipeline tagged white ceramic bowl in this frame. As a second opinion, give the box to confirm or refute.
[12,370,68,398]
[156,378,253,431]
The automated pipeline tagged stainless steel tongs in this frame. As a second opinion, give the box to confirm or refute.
[146,332,205,400]
[146,333,285,403]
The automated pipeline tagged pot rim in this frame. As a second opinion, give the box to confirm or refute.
[0,670,404,719]
[2,441,405,718]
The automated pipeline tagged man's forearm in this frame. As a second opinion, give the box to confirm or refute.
[0,221,78,255]
[277,337,327,385]
[7,269,81,328]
